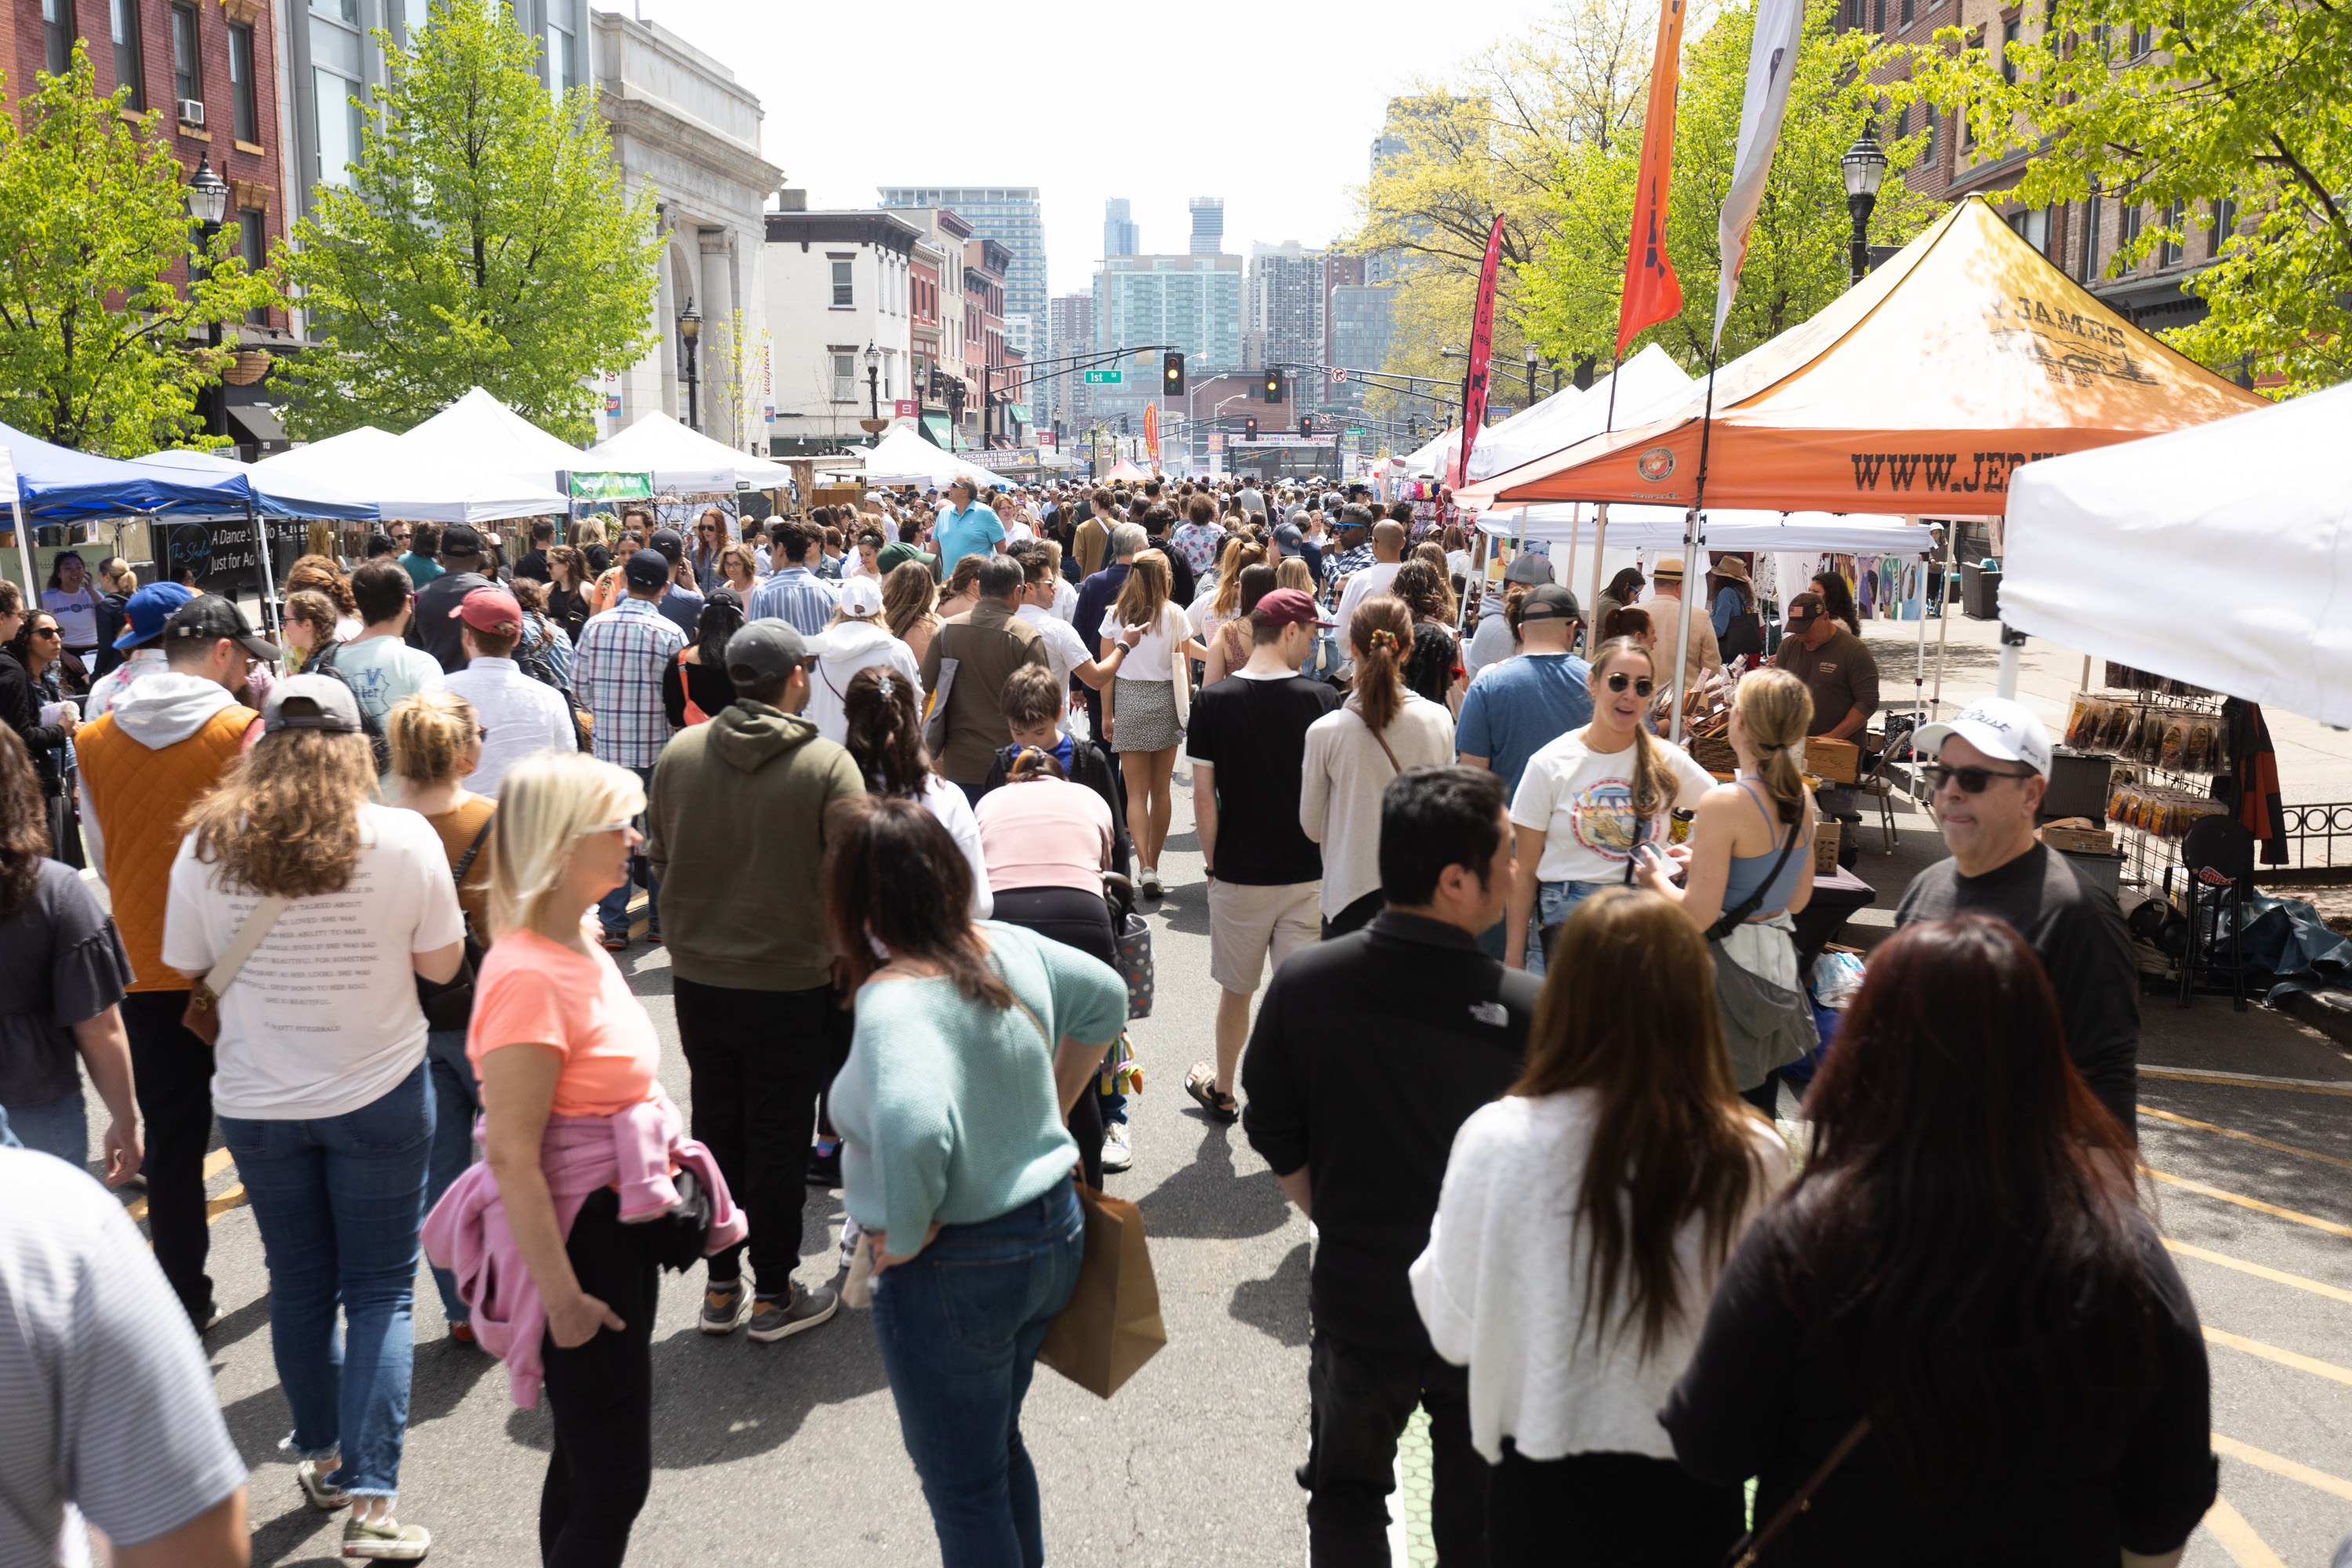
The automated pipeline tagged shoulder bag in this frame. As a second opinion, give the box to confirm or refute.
[1725,1417,1871,1566]
[1704,805,1820,1083]
[182,894,294,1044]
[417,811,495,1033]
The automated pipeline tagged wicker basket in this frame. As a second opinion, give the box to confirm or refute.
[223,349,273,386]
[1690,731,1739,775]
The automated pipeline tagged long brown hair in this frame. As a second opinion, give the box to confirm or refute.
[881,561,936,641]
[1347,594,1414,738]
[284,554,356,618]
[1392,557,1454,626]
[825,795,1011,1006]
[1111,548,1172,630]
[183,726,377,898]
[1779,916,2153,1499]
[1587,637,1676,821]
[1513,887,1767,1359]
[842,665,929,798]
[0,727,49,919]
[1210,540,1265,617]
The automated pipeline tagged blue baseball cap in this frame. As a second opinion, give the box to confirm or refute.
[114,581,195,650]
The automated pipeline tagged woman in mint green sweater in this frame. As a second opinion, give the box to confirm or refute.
[826,795,1127,1568]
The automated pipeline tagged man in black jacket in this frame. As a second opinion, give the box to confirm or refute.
[409,522,492,672]
[1243,767,1537,1566]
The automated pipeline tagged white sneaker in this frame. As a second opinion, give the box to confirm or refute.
[1102,1121,1133,1174]
[1140,868,1163,898]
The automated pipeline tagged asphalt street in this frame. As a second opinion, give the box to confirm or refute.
[94,767,2352,1566]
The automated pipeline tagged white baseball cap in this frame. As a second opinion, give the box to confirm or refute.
[838,575,885,618]
[1915,697,2053,778]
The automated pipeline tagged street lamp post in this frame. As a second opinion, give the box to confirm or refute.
[864,342,881,422]
[1524,342,1541,407]
[1842,126,1889,289]
[677,298,702,430]
[183,154,230,441]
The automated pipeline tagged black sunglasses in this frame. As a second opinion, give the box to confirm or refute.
[1604,672,1655,698]
[1926,763,2033,793]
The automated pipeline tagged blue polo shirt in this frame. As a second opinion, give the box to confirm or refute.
[934,502,1006,570]
[1456,652,1595,794]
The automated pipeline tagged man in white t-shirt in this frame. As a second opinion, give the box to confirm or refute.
[1010,541,1138,702]
[439,584,577,794]
[1333,518,1407,675]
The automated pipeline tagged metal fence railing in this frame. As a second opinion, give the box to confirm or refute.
[2280,803,2352,874]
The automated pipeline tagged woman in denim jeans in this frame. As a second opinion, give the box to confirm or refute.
[163,675,466,1560]
[826,796,1129,1568]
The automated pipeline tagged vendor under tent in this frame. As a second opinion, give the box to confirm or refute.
[583,410,796,492]
[404,387,588,494]
[2004,379,2350,730]
[1455,197,2266,515]
[1465,345,1694,485]
[250,426,568,525]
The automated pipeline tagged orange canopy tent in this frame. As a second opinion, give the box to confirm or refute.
[1457,197,2265,515]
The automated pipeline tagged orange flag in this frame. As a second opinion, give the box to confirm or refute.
[1617,0,1688,357]
[1143,401,1160,461]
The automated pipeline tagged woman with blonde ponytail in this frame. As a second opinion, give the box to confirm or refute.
[1636,667,1819,1112]
[1506,637,1719,977]
[1301,594,1456,937]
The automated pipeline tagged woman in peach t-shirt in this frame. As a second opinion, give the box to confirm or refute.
[466,751,666,1563]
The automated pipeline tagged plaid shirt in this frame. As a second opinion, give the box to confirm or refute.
[1323,543,1377,610]
[748,567,840,637]
[572,597,684,768]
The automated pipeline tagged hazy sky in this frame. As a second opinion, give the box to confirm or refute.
[622,0,1563,300]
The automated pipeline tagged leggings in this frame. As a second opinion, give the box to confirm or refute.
[993,884,1117,1191]
[538,1189,662,1567]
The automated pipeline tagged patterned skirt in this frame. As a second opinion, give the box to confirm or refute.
[1110,677,1181,753]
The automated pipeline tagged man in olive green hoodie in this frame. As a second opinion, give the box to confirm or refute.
[647,622,866,1345]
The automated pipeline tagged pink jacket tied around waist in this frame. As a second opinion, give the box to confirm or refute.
[421,1089,747,1407]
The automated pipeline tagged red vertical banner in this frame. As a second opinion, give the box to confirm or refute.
[1618,0,1688,355]
[1457,214,1507,488]
[1143,401,1160,463]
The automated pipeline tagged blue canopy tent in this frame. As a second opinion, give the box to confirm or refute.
[129,448,376,523]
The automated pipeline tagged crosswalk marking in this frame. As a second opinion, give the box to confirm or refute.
[2142,1167,2352,1240]
[123,1148,235,1225]
[2140,1105,2352,1173]
[2204,1326,2352,1389]
[2212,1433,2352,1504]
[2142,1068,2352,1098]
[2165,1240,2352,1305]
[2201,1495,2287,1567]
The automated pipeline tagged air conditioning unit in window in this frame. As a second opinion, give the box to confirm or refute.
[178,99,205,125]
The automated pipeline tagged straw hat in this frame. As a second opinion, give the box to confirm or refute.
[1713,556,1750,583]
[1652,555,1686,580]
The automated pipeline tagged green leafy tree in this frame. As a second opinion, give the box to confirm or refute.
[1893,0,2352,391]
[1520,0,1943,375]
[278,0,661,443]
[0,45,279,453]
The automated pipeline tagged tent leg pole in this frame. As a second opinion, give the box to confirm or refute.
[1908,516,1927,722]
[1931,531,1955,714]
[1588,504,1609,660]
[1996,632,2023,702]
[11,501,32,603]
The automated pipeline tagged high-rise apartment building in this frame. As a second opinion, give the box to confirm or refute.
[1103,198,1139,259]
[1247,241,1327,399]
[1090,254,1243,427]
[1189,197,1225,256]
[877,187,1047,355]
[1045,292,1094,427]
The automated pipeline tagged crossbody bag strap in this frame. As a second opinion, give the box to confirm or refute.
[1704,801,1807,944]
[452,808,496,884]
[200,894,294,1003]
[1725,1417,1871,1568]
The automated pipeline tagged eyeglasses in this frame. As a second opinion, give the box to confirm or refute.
[31,626,60,640]
[475,726,492,740]
[1603,672,1655,698]
[1925,763,2034,794]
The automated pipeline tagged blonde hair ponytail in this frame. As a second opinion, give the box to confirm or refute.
[387,690,479,786]
[1736,667,1815,826]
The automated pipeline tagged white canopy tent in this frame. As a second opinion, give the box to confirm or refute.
[250,426,568,524]
[1465,347,1697,485]
[129,447,377,520]
[2005,380,2350,728]
[1399,425,1464,480]
[1475,506,1933,555]
[824,425,1014,489]
[405,387,587,493]
[583,411,797,492]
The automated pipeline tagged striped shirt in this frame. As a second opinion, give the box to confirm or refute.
[0,1150,249,1562]
[749,567,840,637]
[572,596,685,768]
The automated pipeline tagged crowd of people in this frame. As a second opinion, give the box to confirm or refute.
[0,467,2212,1568]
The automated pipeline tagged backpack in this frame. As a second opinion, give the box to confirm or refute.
[1718,585,1765,665]
[514,619,588,751]
[304,641,392,775]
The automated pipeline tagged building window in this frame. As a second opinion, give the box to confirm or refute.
[1900,0,1914,24]
[2210,195,2236,255]
[229,24,257,141]
[2159,198,2185,265]
[547,13,575,99]
[1922,103,1936,165]
[314,68,362,186]
[2006,205,2049,253]
[2001,16,2020,82]
[42,0,72,77]
[831,260,854,307]
[1873,0,1886,31]
[2120,200,2143,267]
[313,0,357,20]
[2080,190,2102,278]
[2129,22,2151,53]
[111,0,146,110]
[239,209,268,322]
[171,5,198,105]
[1893,103,1908,140]
[831,353,855,401]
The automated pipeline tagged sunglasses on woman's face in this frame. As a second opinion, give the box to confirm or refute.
[31,626,60,640]
[1604,672,1655,698]
[1925,763,2032,794]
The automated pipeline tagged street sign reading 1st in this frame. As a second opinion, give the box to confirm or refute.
[1083,370,1122,384]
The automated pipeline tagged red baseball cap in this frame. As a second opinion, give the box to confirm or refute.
[1249,587,1334,629]
[450,584,523,636]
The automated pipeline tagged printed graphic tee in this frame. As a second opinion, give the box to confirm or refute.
[1510,729,1718,884]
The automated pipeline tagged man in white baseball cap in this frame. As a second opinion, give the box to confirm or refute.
[1895,696,2140,1131]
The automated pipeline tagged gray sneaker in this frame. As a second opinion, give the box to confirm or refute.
[700,1282,746,1336]
[296,1459,350,1512]
[747,1284,838,1344]
[340,1514,430,1559]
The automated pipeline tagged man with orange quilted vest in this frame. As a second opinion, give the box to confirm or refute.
[74,594,269,1331]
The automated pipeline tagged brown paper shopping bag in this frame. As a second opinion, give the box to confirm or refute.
[1036,1184,1166,1399]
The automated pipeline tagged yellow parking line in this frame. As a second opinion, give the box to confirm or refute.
[2165,1240,2352,1306]
[2212,1433,2352,1504]
[2204,1326,2352,1388]
[2143,1069,2352,1099]
[205,1185,247,1223]
[2201,1496,2286,1567]
[123,1149,235,1225]
[2140,1105,2352,1174]
[2142,1167,2352,1240]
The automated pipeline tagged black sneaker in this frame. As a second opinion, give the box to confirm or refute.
[747,1285,838,1344]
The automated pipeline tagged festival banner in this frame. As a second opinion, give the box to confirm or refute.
[1457,214,1508,488]
[1618,0,1689,356]
[1143,401,1160,462]
[1713,0,1807,347]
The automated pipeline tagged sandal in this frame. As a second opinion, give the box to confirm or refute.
[1185,1061,1238,1124]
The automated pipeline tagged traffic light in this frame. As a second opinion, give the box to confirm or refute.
[1300,415,1315,437]
[1120,414,1131,434]
[1264,367,1285,404]
[1244,416,1258,441]
[1163,351,1185,397]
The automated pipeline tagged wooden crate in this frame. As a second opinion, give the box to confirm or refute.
[1813,820,1842,874]
[2042,825,2117,855]
[1805,736,1861,785]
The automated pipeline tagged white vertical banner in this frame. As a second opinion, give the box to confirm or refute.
[1712,0,1808,349]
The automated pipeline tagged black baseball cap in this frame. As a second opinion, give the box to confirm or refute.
[437,522,485,556]
[649,528,685,561]
[162,593,278,660]
[725,622,811,684]
[1519,584,1583,623]
[622,549,671,590]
